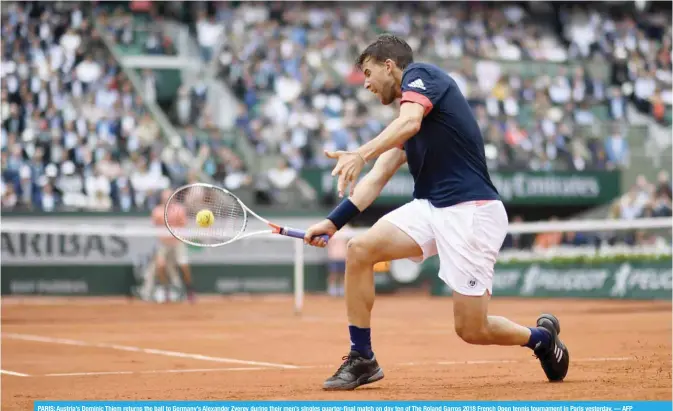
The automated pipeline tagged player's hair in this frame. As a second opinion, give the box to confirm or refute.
[355,34,414,70]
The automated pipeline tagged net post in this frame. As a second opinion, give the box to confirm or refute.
[293,239,304,316]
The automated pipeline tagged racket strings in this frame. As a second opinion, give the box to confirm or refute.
[165,185,247,246]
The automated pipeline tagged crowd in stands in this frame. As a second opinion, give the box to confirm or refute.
[562,3,673,126]
[213,2,671,174]
[100,1,178,56]
[93,2,249,198]
[502,169,672,250]
[1,2,176,212]
[2,1,672,221]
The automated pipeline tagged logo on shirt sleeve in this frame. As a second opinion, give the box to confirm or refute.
[407,79,426,90]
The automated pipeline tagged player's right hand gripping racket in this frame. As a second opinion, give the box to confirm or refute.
[163,183,330,247]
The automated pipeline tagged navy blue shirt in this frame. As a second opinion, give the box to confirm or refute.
[399,62,500,208]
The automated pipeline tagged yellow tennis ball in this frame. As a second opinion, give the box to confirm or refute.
[196,209,215,228]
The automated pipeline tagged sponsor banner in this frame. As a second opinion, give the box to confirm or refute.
[1,265,323,296]
[1,264,398,296]
[1,217,326,266]
[430,261,672,300]
[303,169,621,206]
[1,216,400,296]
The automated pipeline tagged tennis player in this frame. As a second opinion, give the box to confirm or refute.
[304,34,569,391]
[151,189,195,303]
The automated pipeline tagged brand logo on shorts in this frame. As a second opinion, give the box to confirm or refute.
[467,278,477,288]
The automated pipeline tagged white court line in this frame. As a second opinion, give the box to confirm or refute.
[437,357,635,366]
[571,357,633,362]
[3,333,299,369]
[438,360,519,365]
[399,357,635,367]
[43,367,274,377]
[0,369,30,377]
[3,356,638,378]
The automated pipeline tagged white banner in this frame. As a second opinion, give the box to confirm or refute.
[1,216,327,266]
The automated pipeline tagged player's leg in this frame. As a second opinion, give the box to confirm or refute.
[452,291,569,382]
[436,201,569,381]
[337,264,345,296]
[324,200,434,391]
[139,258,157,301]
[154,246,170,301]
[344,219,423,328]
[175,243,195,303]
[327,261,342,297]
[179,263,194,302]
[453,292,531,345]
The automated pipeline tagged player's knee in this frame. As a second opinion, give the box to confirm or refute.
[454,314,491,345]
[155,258,166,271]
[346,237,378,265]
[454,322,489,345]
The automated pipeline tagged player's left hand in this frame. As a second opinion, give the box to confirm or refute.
[325,149,366,197]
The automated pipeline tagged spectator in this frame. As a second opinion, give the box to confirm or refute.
[221,155,252,192]
[533,216,563,250]
[607,86,628,121]
[603,125,630,168]
[117,181,135,212]
[501,215,534,250]
[264,157,317,205]
[88,188,113,211]
[196,12,223,62]
[36,182,60,212]
[655,170,672,200]
[136,113,160,148]
[651,191,673,217]
[267,158,298,202]
[561,231,591,247]
[1,182,18,210]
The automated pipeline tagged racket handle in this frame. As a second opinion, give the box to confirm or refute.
[281,227,330,243]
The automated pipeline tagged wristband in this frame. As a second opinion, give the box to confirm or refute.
[326,198,361,230]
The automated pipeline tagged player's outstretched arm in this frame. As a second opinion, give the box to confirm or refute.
[328,102,423,198]
[356,102,424,163]
[349,147,407,211]
[304,148,406,247]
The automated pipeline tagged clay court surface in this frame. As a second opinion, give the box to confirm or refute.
[2,294,671,408]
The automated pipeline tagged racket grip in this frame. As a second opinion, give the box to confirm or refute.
[282,227,330,243]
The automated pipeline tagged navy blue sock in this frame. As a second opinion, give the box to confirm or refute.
[349,325,373,359]
[524,327,551,350]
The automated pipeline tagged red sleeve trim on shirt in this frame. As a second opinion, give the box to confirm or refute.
[400,91,433,116]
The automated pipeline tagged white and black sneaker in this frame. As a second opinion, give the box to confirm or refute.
[323,350,384,390]
[533,313,570,382]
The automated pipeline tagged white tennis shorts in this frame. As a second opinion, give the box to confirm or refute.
[381,199,508,296]
[156,242,189,266]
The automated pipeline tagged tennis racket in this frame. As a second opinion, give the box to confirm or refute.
[163,183,330,247]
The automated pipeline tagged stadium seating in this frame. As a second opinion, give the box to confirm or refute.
[214,2,671,173]
[1,2,173,212]
[2,1,671,227]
